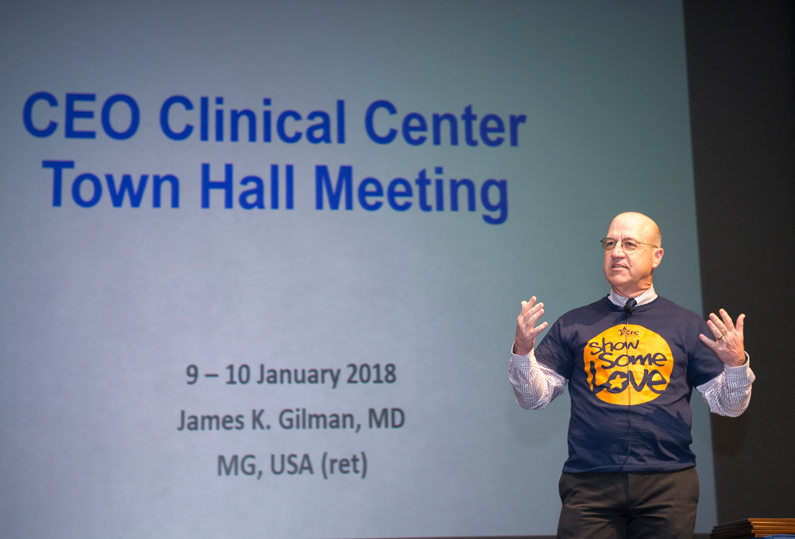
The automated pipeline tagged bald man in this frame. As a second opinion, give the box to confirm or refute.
[509,212,754,539]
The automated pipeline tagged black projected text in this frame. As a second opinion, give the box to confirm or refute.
[217,451,368,480]
[185,363,397,387]
[176,407,405,433]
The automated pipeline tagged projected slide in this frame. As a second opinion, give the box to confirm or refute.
[0,1,717,537]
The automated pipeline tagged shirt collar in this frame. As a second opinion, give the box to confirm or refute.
[608,284,657,308]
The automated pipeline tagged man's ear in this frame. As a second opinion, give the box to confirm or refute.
[652,247,664,268]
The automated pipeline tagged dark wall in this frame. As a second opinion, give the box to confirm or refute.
[684,0,795,523]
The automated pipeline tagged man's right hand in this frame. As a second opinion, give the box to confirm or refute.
[514,296,548,356]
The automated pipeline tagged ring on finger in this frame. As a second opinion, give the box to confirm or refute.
[717,334,724,341]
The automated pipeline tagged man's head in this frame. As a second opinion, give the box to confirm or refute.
[602,212,664,297]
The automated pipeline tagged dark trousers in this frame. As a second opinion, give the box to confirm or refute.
[557,467,699,539]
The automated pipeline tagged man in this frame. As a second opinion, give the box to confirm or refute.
[509,212,754,539]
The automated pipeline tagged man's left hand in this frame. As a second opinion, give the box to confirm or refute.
[699,309,746,367]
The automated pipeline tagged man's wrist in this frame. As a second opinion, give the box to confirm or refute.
[512,340,533,356]
[726,351,749,369]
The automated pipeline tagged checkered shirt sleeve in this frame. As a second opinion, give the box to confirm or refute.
[696,355,755,417]
[509,347,568,410]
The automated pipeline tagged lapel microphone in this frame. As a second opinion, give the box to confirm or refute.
[624,298,637,315]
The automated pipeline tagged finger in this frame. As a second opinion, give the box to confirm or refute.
[520,297,537,314]
[736,313,745,333]
[519,301,544,324]
[529,321,549,337]
[718,309,735,332]
[518,306,539,328]
[519,313,545,338]
[527,304,545,324]
[519,301,546,329]
[517,301,531,322]
[706,319,723,340]
[699,333,717,349]
[709,313,728,335]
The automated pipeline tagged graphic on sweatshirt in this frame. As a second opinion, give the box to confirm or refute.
[584,324,674,405]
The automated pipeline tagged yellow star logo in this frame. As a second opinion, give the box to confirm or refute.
[609,377,626,390]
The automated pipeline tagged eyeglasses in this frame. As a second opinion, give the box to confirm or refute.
[600,238,659,252]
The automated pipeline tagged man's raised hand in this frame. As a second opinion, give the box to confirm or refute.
[514,296,548,356]
[699,309,746,367]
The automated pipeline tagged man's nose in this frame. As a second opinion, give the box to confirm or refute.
[611,243,626,256]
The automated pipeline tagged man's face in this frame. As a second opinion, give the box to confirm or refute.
[602,213,664,297]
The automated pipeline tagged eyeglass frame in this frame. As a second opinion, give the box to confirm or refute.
[600,237,659,252]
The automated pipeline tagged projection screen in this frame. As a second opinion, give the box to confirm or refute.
[0,1,718,537]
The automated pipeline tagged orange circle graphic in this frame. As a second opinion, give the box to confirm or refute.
[583,324,674,405]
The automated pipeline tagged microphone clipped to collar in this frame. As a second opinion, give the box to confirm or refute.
[624,298,637,315]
